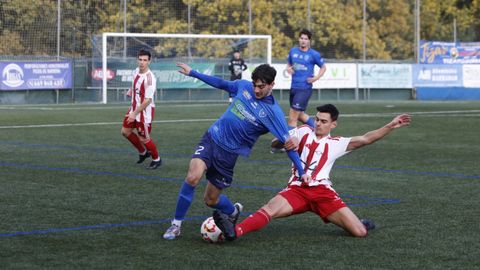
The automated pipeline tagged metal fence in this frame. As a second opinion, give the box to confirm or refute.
[3,0,475,61]
[0,0,478,104]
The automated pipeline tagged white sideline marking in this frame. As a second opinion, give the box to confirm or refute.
[341,110,480,117]
[0,103,228,111]
[1,110,479,129]
[0,119,218,129]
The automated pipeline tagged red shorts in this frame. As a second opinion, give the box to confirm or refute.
[122,116,152,139]
[279,184,347,223]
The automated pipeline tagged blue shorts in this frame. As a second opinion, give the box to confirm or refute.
[289,88,313,112]
[192,132,239,189]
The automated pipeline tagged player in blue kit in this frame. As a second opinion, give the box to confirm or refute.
[287,29,327,129]
[163,63,309,240]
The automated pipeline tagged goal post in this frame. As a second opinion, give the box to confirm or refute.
[101,32,272,104]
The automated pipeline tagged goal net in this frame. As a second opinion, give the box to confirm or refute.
[98,33,272,104]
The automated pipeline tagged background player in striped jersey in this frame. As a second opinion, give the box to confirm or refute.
[287,29,326,129]
[121,49,162,169]
[163,63,308,240]
[214,104,411,240]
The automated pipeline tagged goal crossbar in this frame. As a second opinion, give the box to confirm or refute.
[101,32,272,104]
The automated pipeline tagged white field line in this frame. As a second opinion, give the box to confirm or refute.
[1,110,479,129]
[341,110,480,117]
[0,118,218,129]
[0,103,228,111]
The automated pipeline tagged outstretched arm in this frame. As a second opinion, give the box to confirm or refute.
[347,114,411,151]
[177,62,232,91]
[286,149,304,173]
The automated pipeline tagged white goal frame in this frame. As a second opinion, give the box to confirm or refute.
[101,32,272,104]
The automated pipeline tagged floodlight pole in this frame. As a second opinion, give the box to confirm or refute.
[57,0,61,60]
[188,4,192,60]
[357,0,367,101]
[248,0,252,62]
[453,18,457,43]
[362,0,366,62]
[248,0,252,35]
[307,0,311,30]
[123,0,127,59]
[416,0,421,63]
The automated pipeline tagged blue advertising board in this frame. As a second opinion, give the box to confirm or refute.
[413,64,463,87]
[419,41,480,64]
[0,61,73,90]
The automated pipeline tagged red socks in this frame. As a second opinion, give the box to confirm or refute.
[127,134,160,160]
[145,140,159,160]
[235,209,271,238]
[127,133,145,153]
[127,133,160,160]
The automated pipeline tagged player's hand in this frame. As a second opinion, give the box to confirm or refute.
[284,137,298,151]
[126,88,133,97]
[307,76,317,84]
[301,174,312,183]
[177,62,192,75]
[388,114,411,129]
[286,66,294,75]
[127,111,136,123]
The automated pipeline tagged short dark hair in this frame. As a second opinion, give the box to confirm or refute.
[299,29,312,40]
[137,49,151,60]
[251,64,276,84]
[316,104,339,121]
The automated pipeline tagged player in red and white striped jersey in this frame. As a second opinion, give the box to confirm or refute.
[121,49,162,169]
[221,104,411,239]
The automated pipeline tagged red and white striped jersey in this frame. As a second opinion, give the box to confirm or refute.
[128,68,156,124]
[288,125,351,187]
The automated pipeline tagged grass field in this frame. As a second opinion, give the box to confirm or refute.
[1,101,479,269]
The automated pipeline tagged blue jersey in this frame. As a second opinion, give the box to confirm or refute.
[288,47,325,90]
[189,69,305,176]
[190,70,290,156]
[211,80,289,156]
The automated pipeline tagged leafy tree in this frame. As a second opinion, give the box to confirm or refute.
[61,1,102,57]
[0,0,57,56]
[367,0,414,60]
[1,0,479,60]
[421,0,480,42]
[0,30,25,55]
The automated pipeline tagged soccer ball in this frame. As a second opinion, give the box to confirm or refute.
[200,216,224,243]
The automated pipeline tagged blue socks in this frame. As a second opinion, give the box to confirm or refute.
[175,182,235,220]
[288,117,314,129]
[174,182,236,220]
[174,182,196,220]
[212,194,235,215]
[306,117,315,128]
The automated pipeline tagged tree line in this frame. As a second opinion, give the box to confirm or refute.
[0,0,478,60]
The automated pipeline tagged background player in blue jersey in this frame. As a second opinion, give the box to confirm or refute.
[163,63,309,240]
[287,29,327,129]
